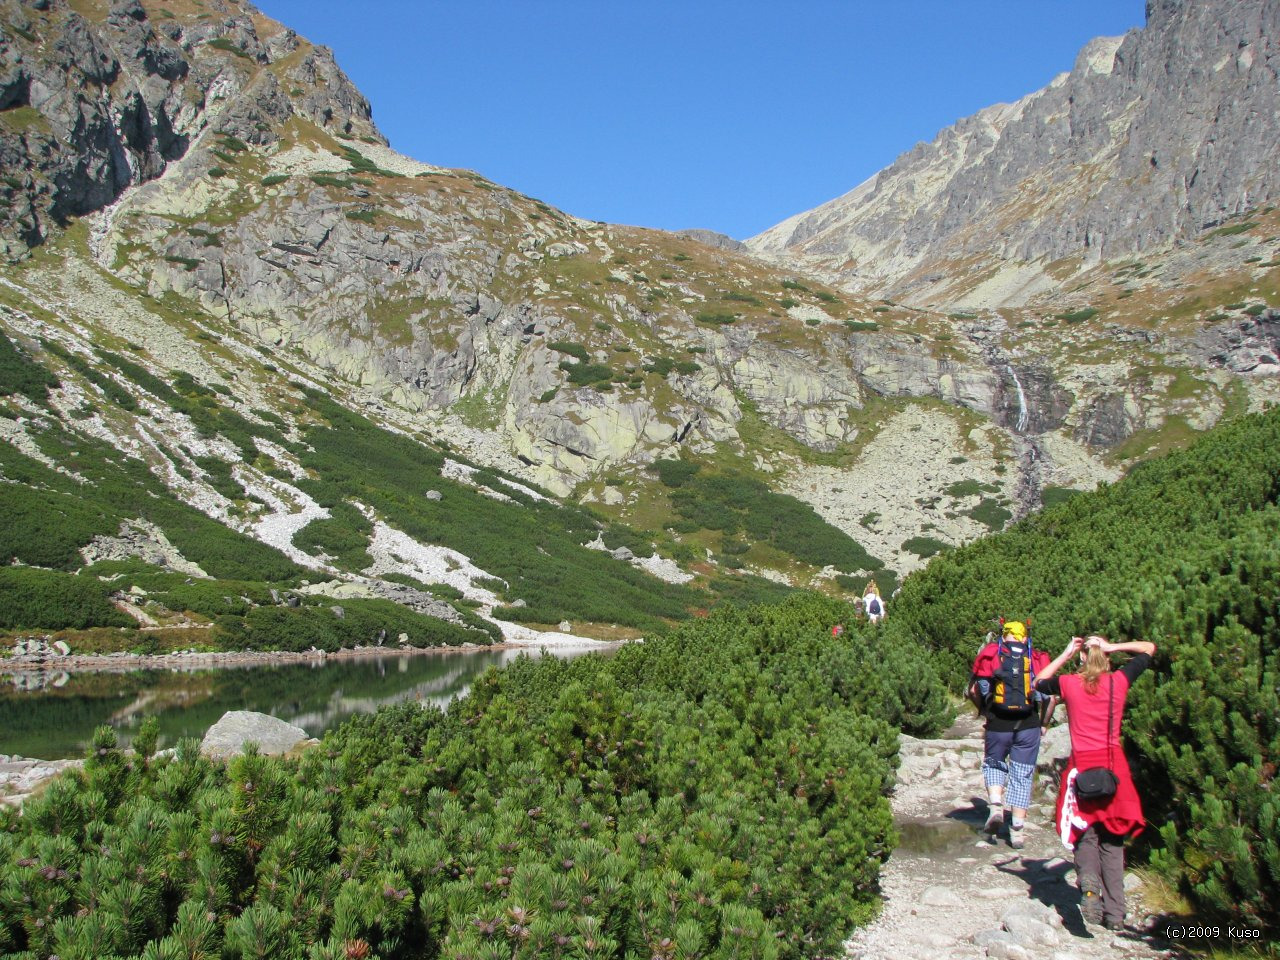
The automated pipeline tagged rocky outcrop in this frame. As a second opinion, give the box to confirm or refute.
[0,0,381,259]
[1193,310,1280,374]
[676,229,748,252]
[749,0,1280,307]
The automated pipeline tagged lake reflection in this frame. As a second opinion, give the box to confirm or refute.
[0,645,603,760]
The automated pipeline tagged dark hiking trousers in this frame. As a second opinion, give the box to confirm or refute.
[1076,824,1126,925]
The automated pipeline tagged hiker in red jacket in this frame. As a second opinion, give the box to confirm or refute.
[968,620,1055,849]
[1034,634,1157,931]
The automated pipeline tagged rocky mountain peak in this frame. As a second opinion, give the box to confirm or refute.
[0,0,381,259]
[747,0,1279,309]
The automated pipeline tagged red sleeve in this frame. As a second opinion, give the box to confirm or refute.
[971,643,998,676]
[1032,649,1052,673]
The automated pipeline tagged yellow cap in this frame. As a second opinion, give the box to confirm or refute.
[1003,621,1026,640]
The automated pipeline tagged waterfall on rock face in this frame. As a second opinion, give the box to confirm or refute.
[1006,365,1029,432]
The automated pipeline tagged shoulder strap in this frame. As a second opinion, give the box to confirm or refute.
[1107,673,1115,769]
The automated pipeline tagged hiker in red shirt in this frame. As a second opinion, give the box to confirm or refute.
[1034,634,1157,931]
[968,620,1055,849]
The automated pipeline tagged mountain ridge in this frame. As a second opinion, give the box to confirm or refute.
[0,0,1278,622]
[747,0,1280,310]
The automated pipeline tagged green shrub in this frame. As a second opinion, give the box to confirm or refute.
[1040,485,1081,510]
[562,361,613,386]
[0,566,133,629]
[547,341,589,362]
[944,479,984,497]
[309,173,353,189]
[193,455,246,501]
[845,320,879,332]
[0,331,58,401]
[292,389,696,628]
[219,597,486,652]
[650,458,700,488]
[291,502,372,570]
[1206,221,1258,239]
[900,536,950,559]
[668,469,882,572]
[42,339,137,411]
[966,498,1012,532]
[0,594,949,958]
[261,174,289,186]
[205,36,252,58]
[891,408,1280,931]
[1055,307,1099,323]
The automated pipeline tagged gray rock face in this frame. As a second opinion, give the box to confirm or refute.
[676,229,748,252]
[0,0,382,258]
[1193,311,1280,374]
[200,710,310,759]
[749,0,1280,306]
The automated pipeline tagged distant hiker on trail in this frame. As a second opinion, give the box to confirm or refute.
[863,582,885,624]
[1034,634,1157,931]
[968,619,1056,849]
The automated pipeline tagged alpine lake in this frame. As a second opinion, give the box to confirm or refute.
[0,645,605,760]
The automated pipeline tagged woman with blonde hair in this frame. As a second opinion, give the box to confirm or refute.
[1034,634,1157,931]
[862,581,885,624]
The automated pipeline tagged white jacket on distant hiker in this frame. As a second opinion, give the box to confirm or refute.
[863,585,885,623]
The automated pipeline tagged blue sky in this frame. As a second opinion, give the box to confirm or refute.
[253,1,1146,240]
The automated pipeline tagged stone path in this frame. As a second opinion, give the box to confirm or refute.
[844,713,1190,960]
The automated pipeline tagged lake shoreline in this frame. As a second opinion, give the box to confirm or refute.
[0,637,623,676]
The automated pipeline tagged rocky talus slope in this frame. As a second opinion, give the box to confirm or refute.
[848,713,1177,960]
[750,0,1280,310]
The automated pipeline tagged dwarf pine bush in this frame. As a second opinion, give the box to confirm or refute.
[0,593,949,959]
[891,407,1280,932]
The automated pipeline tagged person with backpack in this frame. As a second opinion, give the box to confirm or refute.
[968,620,1055,848]
[1033,634,1156,931]
[863,582,885,624]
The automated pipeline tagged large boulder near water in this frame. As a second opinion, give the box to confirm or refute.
[200,711,312,759]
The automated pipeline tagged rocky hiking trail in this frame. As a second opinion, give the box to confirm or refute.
[845,713,1191,960]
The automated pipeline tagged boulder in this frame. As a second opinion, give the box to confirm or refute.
[201,711,311,759]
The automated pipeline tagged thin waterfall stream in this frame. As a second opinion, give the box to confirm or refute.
[1006,364,1030,432]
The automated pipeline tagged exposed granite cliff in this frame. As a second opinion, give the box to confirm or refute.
[0,0,380,259]
[748,0,1280,307]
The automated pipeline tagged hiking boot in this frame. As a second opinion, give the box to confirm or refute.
[1080,891,1104,926]
[983,808,1004,837]
[1103,917,1126,932]
[1008,824,1025,849]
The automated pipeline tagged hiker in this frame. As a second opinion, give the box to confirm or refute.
[1034,634,1157,931]
[863,582,885,624]
[968,620,1055,849]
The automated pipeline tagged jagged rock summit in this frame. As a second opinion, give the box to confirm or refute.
[748,0,1280,308]
[0,0,381,259]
